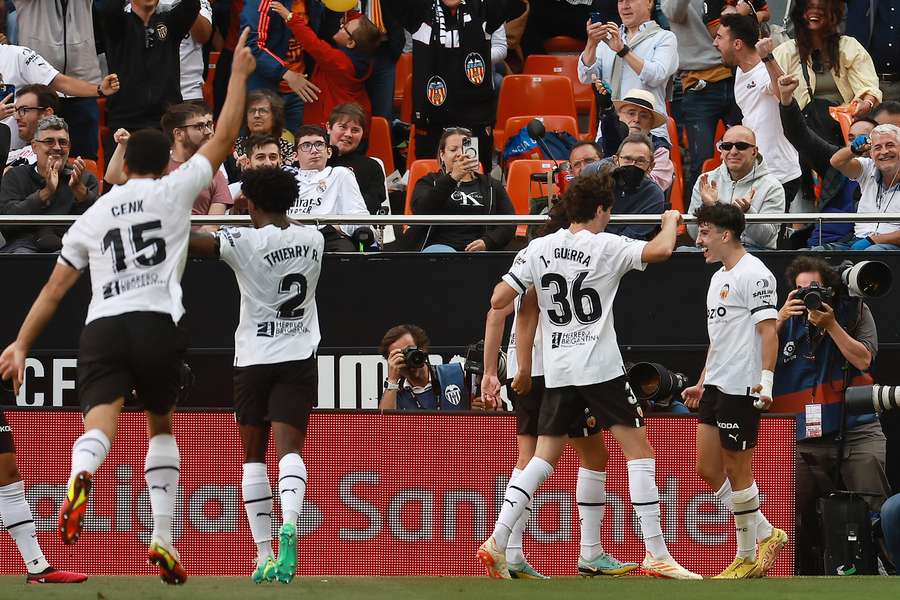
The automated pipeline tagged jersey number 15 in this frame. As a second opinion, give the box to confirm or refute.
[101,221,167,272]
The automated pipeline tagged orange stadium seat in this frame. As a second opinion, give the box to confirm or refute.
[543,36,584,53]
[500,115,579,166]
[393,53,412,112]
[667,117,685,214]
[494,75,577,151]
[367,116,395,175]
[400,74,413,124]
[203,51,220,108]
[523,54,592,114]
[506,159,557,237]
[405,159,440,215]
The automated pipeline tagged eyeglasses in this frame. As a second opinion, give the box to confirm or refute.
[443,127,474,137]
[717,141,756,151]
[34,137,70,148]
[570,157,599,170]
[617,155,651,168]
[248,107,272,116]
[298,140,327,153]
[14,106,45,117]
[340,23,355,42]
[179,120,214,133]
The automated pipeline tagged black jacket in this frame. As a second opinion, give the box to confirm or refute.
[101,0,200,130]
[329,150,387,215]
[398,171,515,251]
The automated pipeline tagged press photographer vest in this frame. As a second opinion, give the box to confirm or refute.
[396,363,468,411]
[772,298,874,441]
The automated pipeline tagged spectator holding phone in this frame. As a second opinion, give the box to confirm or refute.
[578,0,678,143]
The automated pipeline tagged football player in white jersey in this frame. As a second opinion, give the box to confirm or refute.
[481,204,638,579]
[0,28,258,585]
[680,203,787,578]
[189,166,323,584]
[477,171,700,579]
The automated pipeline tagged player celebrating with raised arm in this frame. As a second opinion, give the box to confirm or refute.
[681,204,788,578]
[188,167,324,585]
[477,172,700,580]
[0,28,257,585]
[481,203,637,579]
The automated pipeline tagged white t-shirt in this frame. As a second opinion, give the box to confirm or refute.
[734,62,801,183]
[156,0,212,101]
[5,146,36,167]
[851,157,900,238]
[0,45,59,150]
[290,166,369,237]
[503,228,647,388]
[59,154,213,325]
[216,224,324,367]
[505,248,544,379]
[704,253,778,396]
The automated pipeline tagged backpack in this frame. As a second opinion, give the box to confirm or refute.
[501,125,577,166]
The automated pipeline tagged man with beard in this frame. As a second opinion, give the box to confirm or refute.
[581,133,664,241]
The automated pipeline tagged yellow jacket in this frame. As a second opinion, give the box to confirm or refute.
[773,36,882,110]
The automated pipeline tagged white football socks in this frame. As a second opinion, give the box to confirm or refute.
[0,481,50,574]
[491,457,553,549]
[576,467,607,561]
[242,462,274,561]
[69,429,110,486]
[717,478,774,543]
[732,482,761,561]
[504,468,531,565]
[627,458,668,559]
[144,434,180,547]
[277,453,307,527]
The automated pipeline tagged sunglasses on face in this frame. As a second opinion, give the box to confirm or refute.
[717,141,756,151]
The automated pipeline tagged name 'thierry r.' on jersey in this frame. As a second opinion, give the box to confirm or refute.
[59,154,214,325]
[216,224,324,367]
[503,229,648,388]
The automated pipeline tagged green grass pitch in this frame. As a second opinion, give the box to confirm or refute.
[2,576,900,600]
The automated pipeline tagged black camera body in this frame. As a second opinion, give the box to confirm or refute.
[796,282,836,310]
[402,346,428,370]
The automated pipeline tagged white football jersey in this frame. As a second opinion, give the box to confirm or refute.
[59,154,213,325]
[216,224,324,367]
[704,253,778,395]
[505,248,544,379]
[289,166,369,237]
[503,229,647,388]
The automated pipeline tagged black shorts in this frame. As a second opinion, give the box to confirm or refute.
[78,312,187,416]
[539,375,643,436]
[508,376,600,438]
[0,410,13,454]
[698,385,760,451]
[233,357,318,430]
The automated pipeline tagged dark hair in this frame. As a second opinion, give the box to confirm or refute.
[379,324,430,358]
[693,203,746,240]
[15,84,59,113]
[328,102,367,131]
[245,134,281,156]
[791,0,844,76]
[719,13,760,49]
[160,102,206,143]
[873,101,900,119]
[536,199,571,237]
[851,115,879,128]
[240,167,298,214]
[784,255,841,291]
[124,129,171,177]
[186,99,212,115]
[616,133,654,157]
[245,89,286,139]
[437,127,473,158]
[295,124,328,144]
[349,15,382,56]
[563,170,616,224]
[569,140,602,159]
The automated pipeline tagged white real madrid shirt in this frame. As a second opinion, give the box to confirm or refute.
[59,154,214,325]
[216,224,324,367]
[503,228,647,388]
[704,252,778,396]
[290,166,369,237]
[505,248,544,379]
[0,45,59,151]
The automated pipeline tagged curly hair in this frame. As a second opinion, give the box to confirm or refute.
[240,167,298,214]
[784,255,842,292]
[379,325,430,358]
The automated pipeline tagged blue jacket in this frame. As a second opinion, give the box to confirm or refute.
[396,363,469,411]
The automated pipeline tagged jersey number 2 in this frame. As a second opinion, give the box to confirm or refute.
[277,273,308,320]
[101,221,167,272]
[540,272,602,325]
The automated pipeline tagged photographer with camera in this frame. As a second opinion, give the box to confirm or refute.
[771,256,891,575]
[378,324,470,411]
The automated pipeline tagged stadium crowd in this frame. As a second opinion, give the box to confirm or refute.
[0,0,898,579]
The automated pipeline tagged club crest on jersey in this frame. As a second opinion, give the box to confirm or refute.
[719,283,730,299]
[317,180,328,193]
[756,278,770,288]
[426,76,447,106]
[444,384,462,406]
[464,53,486,85]
[156,23,169,41]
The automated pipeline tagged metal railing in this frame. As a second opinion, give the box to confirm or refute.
[1,213,900,226]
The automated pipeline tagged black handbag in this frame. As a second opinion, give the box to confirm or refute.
[799,60,843,147]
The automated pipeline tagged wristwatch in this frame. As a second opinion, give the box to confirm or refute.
[383,378,400,391]
[761,54,775,63]
[96,84,105,98]
[617,44,631,58]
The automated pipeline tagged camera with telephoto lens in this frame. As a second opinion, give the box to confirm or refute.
[844,384,900,416]
[627,362,688,410]
[839,260,892,299]
[402,346,428,370]
[795,282,835,310]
